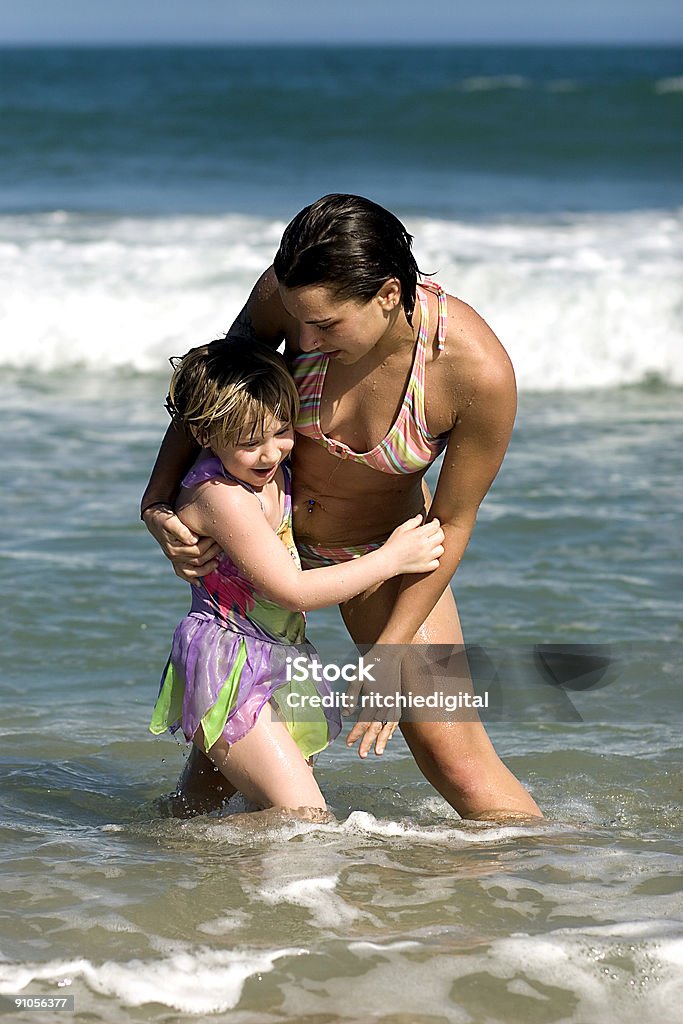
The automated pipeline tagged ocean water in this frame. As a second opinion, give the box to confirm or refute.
[1,45,682,1023]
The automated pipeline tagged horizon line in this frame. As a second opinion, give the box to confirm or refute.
[1,39,681,48]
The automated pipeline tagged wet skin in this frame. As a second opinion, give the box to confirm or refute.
[143,268,543,819]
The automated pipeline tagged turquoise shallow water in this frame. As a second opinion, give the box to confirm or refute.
[1,371,681,1022]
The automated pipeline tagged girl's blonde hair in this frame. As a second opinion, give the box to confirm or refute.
[166,338,299,449]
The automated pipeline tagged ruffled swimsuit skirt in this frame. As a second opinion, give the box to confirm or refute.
[149,455,341,759]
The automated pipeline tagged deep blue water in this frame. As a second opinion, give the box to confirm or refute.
[1,45,681,215]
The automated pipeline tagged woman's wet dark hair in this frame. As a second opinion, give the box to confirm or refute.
[273,194,421,325]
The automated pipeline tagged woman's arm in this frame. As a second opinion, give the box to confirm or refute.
[375,339,517,644]
[182,481,444,612]
[141,267,287,573]
[226,266,290,346]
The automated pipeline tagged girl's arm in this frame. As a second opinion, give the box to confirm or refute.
[181,480,444,612]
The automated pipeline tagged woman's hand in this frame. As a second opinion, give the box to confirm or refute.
[346,719,400,758]
[142,505,221,581]
[344,645,404,758]
[383,515,445,575]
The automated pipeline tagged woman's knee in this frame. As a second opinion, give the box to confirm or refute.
[401,722,497,792]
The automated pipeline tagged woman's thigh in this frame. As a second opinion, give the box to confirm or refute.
[339,576,464,646]
[195,703,326,811]
[339,582,502,795]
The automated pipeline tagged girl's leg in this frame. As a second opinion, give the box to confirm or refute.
[340,578,543,820]
[174,745,237,816]
[175,586,541,819]
[194,701,327,812]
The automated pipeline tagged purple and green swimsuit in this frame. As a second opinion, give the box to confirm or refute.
[149,454,341,758]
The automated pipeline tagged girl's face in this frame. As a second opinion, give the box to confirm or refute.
[213,415,294,489]
[278,279,403,364]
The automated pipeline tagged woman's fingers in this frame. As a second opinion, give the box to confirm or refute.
[143,507,221,579]
[171,538,222,581]
[373,721,399,756]
[144,506,198,549]
[166,535,221,563]
[346,719,399,759]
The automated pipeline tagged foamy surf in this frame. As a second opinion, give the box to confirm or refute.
[1,208,681,389]
[3,923,678,1022]
[0,947,305,1015]
[155,808,564,849]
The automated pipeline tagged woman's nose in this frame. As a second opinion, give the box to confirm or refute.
[298,324,320,353]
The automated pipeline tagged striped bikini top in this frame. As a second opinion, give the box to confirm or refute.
[291,280,450,475]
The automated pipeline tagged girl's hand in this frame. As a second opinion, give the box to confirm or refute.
[142,505,221,581]
[383,515,445,575]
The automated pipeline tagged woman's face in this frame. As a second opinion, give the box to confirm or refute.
[278,280,402,364]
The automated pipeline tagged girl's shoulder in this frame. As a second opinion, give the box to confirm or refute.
[176,454,260,533]
[181,451,228,490]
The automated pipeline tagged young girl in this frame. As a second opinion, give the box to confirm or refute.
[147,338,445,815]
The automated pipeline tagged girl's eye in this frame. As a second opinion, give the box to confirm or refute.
[318,324,331,332]
[276,426,292,436]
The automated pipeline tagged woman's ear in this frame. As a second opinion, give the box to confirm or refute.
[376,278,402,313]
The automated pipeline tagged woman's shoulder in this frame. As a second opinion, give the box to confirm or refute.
[424,291,515,435]
[441,293,514,383]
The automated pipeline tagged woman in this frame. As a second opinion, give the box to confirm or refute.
[142,194,542,820]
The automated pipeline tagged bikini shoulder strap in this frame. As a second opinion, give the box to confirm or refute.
[418,278,447,353]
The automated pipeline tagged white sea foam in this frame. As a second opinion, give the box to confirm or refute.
[338,809,556,844]
[188,807,559,848]
[461,75,529,91]
[414,209,683,390]
[0,946,304,1014]
[276,922,683,1023]
[257,872,366,928]
[1,208,681,390]
[1,925,679,1020]
[655,76,683,93]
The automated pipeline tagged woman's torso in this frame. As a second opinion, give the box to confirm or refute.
[285,285,462,546]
